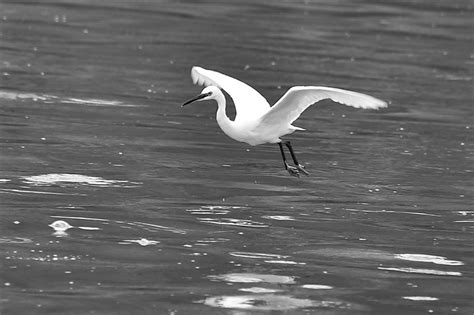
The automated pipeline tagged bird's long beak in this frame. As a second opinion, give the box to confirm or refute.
[182,92,211,107]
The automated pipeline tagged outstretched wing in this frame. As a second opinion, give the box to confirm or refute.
[191,66,270,122]
[258,86,387,127]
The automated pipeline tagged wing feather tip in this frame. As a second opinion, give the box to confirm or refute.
[373,99,388,109]
[191,66,205,85]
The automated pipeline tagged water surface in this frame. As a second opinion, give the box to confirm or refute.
[1,0,473,314]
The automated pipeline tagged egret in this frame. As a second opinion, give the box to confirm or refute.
[182,66,387,176]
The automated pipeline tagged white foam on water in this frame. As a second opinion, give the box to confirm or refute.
[6,251,83,262]
[0,90,144,107]
[130,222,187,235]
[198,218,269,228]
[21,173,139,188]
[186,205,247,215]
[262,215,295,221]
[121,238,160,246]
[77,226,102,231]
[0,91,50,101]
[378,267,462,276]
[395,254,464,266]
[229,252,289,260]
[50,216,187,235]
[403,296,439,301]
[209,273,296,284]
[202,294,348,311]
[0,188,85,196]
[196,238,230,244]
[49,220,73,232]
[344,208,441,217]
[301,284,333,290]
[51,215,109,222]
[60,97,132,107]
[186,208,230,215]
[264,260,306,265]
[202,294,314,311]
[202,205,247,210]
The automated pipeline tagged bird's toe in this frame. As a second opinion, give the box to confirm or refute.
[297,164,310,176]
[286,165,300,177]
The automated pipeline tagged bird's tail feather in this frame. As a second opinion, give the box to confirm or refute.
[292,126,306,131]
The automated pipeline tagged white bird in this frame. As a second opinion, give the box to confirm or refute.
[182,66,387,176]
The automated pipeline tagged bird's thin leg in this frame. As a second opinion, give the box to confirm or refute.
[278,142,299,177]
[284,141,310,176]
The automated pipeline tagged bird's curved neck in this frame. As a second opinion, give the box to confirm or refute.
[214,91,235,135]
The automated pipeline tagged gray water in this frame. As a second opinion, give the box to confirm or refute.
[1,1,473,314]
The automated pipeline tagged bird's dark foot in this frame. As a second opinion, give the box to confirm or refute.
[296,164,310,176]
[285,163,300,177]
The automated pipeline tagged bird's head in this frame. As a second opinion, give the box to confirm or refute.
[182,86,220,107]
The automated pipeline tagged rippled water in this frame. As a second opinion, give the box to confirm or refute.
[1,1,473,314]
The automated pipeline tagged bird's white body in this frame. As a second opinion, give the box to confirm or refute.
[186,66,387,146]
[214,93,298,146]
